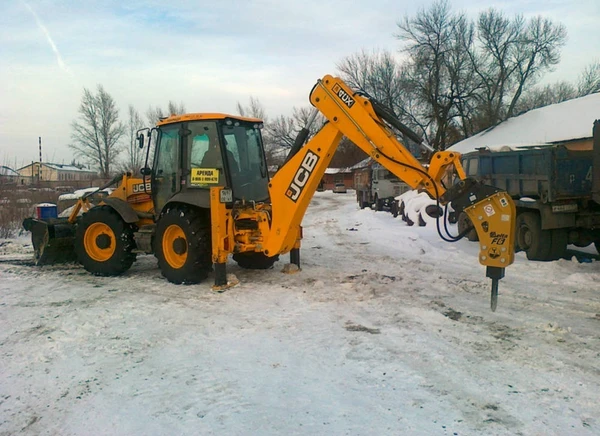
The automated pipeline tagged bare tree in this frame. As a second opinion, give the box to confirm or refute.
[236,96,267,120]
[146,100,187,125]
[577,61,600,96]
[337,49,406,117]
[505,16,567,117]
[470,9,524,127]
[393,1,567,147]
[119,105,146,175]
[69,85,125,177]
[396,0,478,149]
[512,61,600,114]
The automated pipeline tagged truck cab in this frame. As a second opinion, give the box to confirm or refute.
[356,161,410,214]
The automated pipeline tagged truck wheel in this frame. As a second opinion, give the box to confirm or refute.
[549,229,568,260]
[155,205,211,284]
[374,196,384,211]
[399,201,407,221]
[391,201,399,218]
[516,212,552,261]
[75,206,136,276]
[457,212,478,242]
[233,252,279,269]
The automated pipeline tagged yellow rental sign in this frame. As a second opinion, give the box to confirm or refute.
[191,168,219,184]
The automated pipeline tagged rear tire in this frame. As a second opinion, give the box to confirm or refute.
[75,206,136,276]
[457,212,478,242]
[516,212,552,261]
[155,205,212,284]
[549,229,568,260]
[233,252,279,269]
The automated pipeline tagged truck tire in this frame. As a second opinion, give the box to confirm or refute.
[233,252,279,269]
[374,195,384,211]
[391,201,399,217]
[516,212,552,261]
[549,229,568,260]
[357,193,369,209]
[457,212,478,242]
[155,205,212,284]
[399,200,406,221]
[75,205,136,276]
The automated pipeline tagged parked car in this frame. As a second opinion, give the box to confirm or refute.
[333,183,347,193]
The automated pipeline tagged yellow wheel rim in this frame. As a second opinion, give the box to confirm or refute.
[162,224,187,269]
[84,222,116,262]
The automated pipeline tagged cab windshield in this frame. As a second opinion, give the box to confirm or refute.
[186,120,269,202]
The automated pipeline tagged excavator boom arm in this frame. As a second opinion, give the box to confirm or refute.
[265,75,516,310]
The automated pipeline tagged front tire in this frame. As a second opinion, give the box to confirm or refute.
[75,206,136,276]
[155,205,212,284]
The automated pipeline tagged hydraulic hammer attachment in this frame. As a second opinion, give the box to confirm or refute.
[443,179,516,311]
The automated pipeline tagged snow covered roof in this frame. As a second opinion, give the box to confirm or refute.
[17,162,97,173]
[349,157,372,170]
[325,167,353,174]
[0,166,18,176]
[449,93,600,154]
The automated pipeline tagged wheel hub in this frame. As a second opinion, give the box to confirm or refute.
[162,224,188,269]
[519,226,532,249]
[96,233,112,249]
[173,237,187,255]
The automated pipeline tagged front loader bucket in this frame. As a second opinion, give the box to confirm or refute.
[22,217,77,265]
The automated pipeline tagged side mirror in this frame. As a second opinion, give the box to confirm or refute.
[138,134,145,149]
[140,167,152,176]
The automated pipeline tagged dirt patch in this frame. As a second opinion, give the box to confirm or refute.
[345,321,381,334]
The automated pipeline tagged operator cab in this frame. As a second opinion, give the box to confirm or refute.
[151,113,270,211]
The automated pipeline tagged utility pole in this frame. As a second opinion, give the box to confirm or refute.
[38,137,42,184]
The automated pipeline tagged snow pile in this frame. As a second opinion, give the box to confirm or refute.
[58,187,113,201]
[397,190,439,226]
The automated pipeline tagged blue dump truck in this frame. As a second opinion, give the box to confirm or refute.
[458,120,600,260]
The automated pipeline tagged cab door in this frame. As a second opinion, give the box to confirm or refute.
[152,124,181,212]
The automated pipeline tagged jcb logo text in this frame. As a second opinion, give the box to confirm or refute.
[133,182,152,193]
[285,151,320,202]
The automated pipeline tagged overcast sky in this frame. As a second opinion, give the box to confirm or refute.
[1,0,598,167]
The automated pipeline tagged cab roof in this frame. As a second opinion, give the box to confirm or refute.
[156,113,263,126]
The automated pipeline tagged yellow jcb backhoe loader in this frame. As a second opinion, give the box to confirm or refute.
[24,75,516,310]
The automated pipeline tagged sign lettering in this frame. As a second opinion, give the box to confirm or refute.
[132,182,152,193]
[490,231,507,245]
[332,83,355,108]
[285,151,320,202]
[191,168,219,185]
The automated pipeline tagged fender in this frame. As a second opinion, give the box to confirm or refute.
[101,197,140,223]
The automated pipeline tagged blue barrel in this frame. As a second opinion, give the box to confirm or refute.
[36,203,58,219]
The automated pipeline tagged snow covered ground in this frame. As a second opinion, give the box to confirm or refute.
[1,191,599,435]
